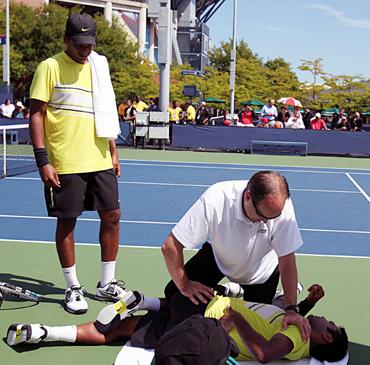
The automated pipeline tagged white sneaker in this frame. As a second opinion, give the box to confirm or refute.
[64,286,88,314]
[6,324,47,346]
[95,280,129,302]
[94,290,144,334]
[274,282,304,299]
[216,282,244,298]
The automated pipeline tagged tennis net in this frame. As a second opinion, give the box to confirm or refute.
[0,123,36,178]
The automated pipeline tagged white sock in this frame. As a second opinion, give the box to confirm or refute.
[62,265,80,288]
[100,261,116,287]
[141,297,161,311]
[43,325,77,343]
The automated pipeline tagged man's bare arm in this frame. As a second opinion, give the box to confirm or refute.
[29,99,47,149]
[278,252,298,307]
[220,306,293,363]
[279,252,311,342]
[109,140,120,177]
[29,99,60,188]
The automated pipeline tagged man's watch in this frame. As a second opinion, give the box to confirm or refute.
[285,304,300,314]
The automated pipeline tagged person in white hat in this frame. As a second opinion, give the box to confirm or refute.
[310,113,329,130]
[12,101,26,118]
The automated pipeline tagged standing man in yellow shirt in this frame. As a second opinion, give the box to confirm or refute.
[29,13,130,315]
[168,101,182,124]
[185,102,196,124]
[133,96,148,112]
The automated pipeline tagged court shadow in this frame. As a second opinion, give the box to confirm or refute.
[0,272,110,306]
[0,273,65,306]
[348,342,370,364]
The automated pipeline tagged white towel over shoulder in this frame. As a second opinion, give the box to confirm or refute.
[89,51,120,139]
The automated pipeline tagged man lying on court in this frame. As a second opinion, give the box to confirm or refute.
[7,284,348,363]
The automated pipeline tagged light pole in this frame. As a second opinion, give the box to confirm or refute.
[2,0,10,87]
[229,0,237,122]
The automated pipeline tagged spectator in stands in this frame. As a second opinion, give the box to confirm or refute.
[0,98,15,118]
[117,99,127,122]
[336,115,351,131]
[12,101,26,118]
[168,101,182,124]
[276,106,290,127]
[184,102,196,124]
[330,108,346,130]
[310,113,329,130]
[302,108,313,129]
[195,101,210,126]
[351,112,364,132]
[147,97,161,112]
[285,106,305,129]
[256,117,270,128]
[239,105,254,126]
[133,96,148,112]
[260,99,278,126]
[123,99,136,123]
[23,108,30,119]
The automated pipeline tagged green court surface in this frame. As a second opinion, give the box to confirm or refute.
[1,149,370,364]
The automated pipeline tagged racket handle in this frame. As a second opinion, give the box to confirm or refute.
[0,282,40,302]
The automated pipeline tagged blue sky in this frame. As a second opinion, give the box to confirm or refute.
[207,0,370,82]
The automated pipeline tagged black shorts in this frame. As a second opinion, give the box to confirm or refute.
[44,169,120,218]
[131,293,207,349]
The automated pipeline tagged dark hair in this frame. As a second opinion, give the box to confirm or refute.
[246,171,290,204]
[311,327,348,362]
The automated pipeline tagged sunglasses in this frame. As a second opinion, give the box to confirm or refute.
[250,194,282,220]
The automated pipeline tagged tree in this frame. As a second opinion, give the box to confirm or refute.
[264,57,301,100]
[112,60,159,101]
[0,3,140,99]
[298,58,326,104]
[322,75,370,112]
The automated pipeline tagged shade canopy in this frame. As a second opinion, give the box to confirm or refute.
[241,99,264,106]
[321,107,340,116]
[204,97,226,103]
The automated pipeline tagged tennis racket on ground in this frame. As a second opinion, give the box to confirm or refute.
[0,281,40,303]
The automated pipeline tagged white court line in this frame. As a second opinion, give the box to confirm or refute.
[300,228,370,234]
[121,161,370,175]
[1,238,370,259]
[121,158,370,173]
[0,214,174,225]
[0,214,369,234]
[345,173,370,203]
[2,177,361,194]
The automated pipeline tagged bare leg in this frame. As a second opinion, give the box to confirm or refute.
[98,209,120,261]
[76,317,141,345]
[56,218,77,268]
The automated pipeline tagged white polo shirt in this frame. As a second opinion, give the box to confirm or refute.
[172,180,303,285]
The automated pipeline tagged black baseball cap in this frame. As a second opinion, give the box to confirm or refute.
[65,13,96,45]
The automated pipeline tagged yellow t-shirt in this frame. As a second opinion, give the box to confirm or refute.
[204,296,310,361]
[133,100,148,112]
[168,107,182,122]
[186,105,196,121]
[30,52,112,174]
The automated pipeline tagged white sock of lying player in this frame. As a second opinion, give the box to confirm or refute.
[7,323,77,346]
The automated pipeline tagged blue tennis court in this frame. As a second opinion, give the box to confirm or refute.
[1,159,369,257]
